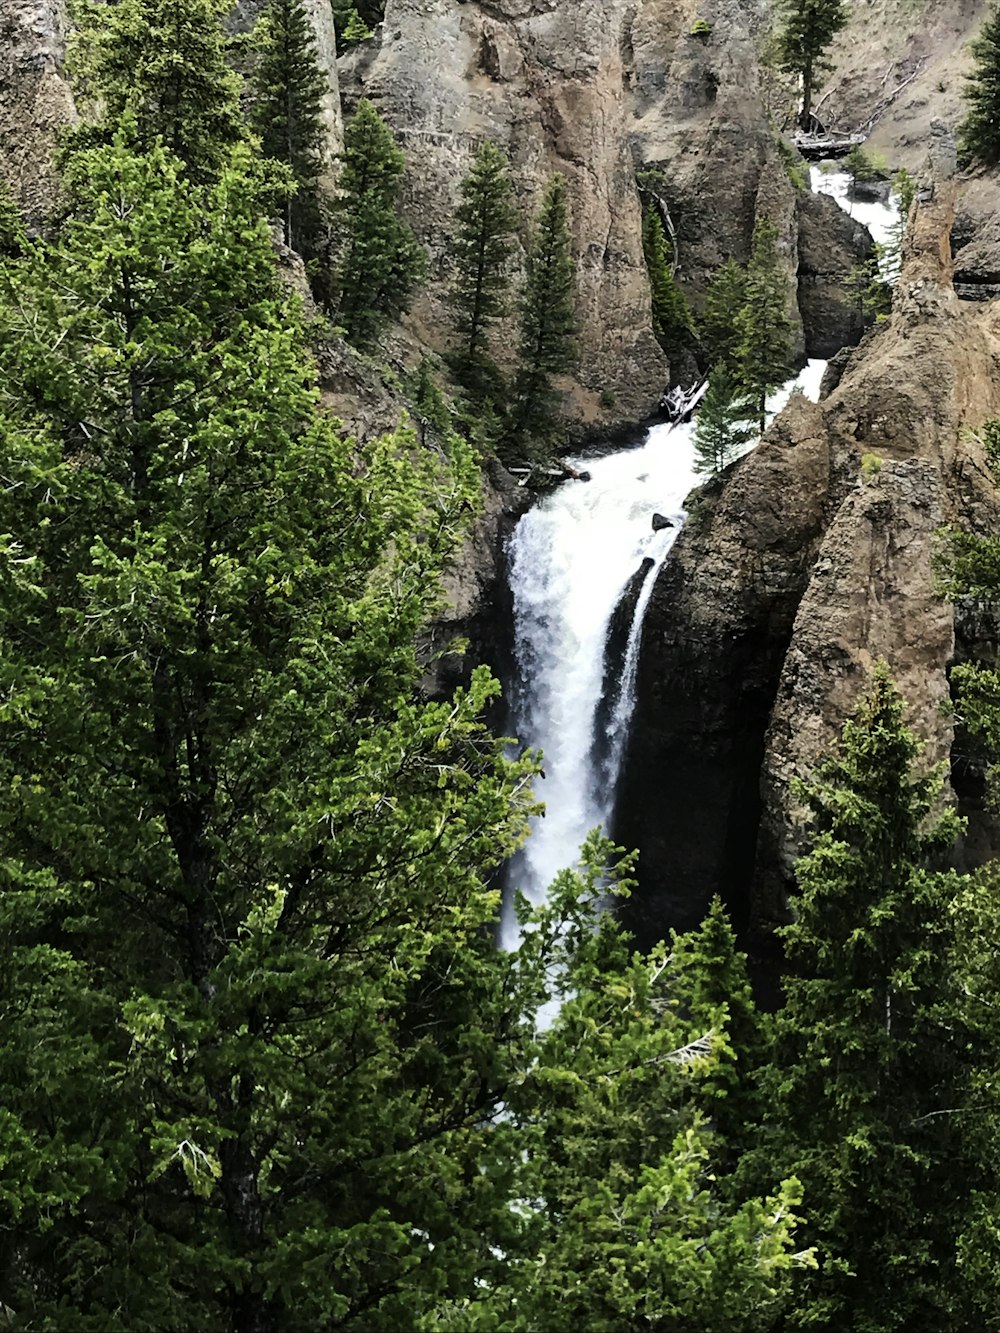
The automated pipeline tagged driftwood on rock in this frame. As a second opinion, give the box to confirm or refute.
[792,130,865,159]
[662,379,708,423]
[508,460,592,489]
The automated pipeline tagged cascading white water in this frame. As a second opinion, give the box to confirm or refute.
[500,166,901,952]
[499,363,827,949]
[810,165,902,267]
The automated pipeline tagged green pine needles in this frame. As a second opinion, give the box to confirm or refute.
[737,218,793,433]
[0,179,26,255]
[335,98,425,348]
[252,0,330,251]
[692,366,756,477]
[448,141,518,403]
[756,666,976,1331]
[511,173,578,455]
[69,0,243,179]
[959,1,1000,166]
[776,0,849,130]
[697,222,793,439]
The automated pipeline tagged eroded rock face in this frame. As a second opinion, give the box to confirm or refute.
[620,166,1000,947]
[821,0,981,172]
[797,187,874,357]
[0,0,75,221]
[754,459,955,915]
[616,393,846,941]
[339,0,668,428]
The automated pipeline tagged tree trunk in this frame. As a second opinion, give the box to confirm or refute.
[799,59,814,132]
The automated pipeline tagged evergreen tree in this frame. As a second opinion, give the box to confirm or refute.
[700,257,748,372]
[736,218,792,434]
[668,896,767,1164]
[758,666,975,1332]
[332,0,382,46]
[69,0,242,180]
[0,179,26,255]
[252,0,329,251]
[447,141,518,402]
[450,835,810,1332]
[940,417,1000,800]
[959,1,1000,167]
[642,205,693,355]
[409,356,454,441]
[336,98,425,348]
[0,131,537,1329]
[511,173,578,457]
[692,366,757,476]
[776,0,849,130]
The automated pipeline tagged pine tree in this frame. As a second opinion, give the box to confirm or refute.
[736,218,792,434]
[700,257,748,373]
[959,2,1000,166]
[69,0,243,180]
[336,98,425,348]
[447,141,518,402]
[692,366,757,476]
[0,179,26,255]
[668,896,767,1164]
[252,0,329,251]
[461,834,810,1333]
[332,0,382,46]
[409,356,454,441]
[758,666,976,1332]
[642,205,693,355]
[511,173,577,457]
[776,0,849,131]
[0,130,539,1328]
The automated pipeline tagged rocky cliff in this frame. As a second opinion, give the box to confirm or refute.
[339,0,874,427]
[618,158,1000,952]
[822,0,984,171]
[1,0,75,222]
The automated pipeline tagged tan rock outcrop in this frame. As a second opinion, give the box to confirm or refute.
[0,0,76,220]
[620,163,1000,945]
[821,0,982,171]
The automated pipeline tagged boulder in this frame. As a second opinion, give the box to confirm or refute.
[796,187,875,358]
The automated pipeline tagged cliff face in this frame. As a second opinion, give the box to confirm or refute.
[619,166,1000,948]
[1,0,75,221]
[339,0,669,427]
[822,0,984,171]
[340,0,874,427]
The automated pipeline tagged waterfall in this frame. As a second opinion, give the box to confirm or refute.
[500,167,901,953]
[499,364,826,950]
[499,420,695,949]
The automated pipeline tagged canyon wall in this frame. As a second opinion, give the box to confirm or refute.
[619,161,1000,954]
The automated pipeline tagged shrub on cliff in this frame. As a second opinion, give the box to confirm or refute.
[959,1,1000,166]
